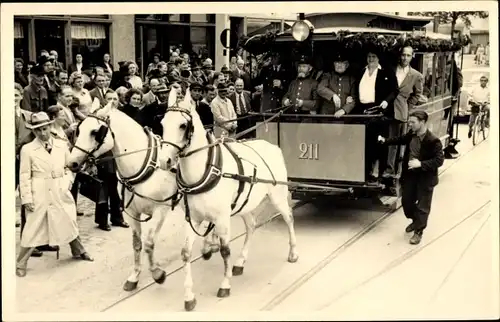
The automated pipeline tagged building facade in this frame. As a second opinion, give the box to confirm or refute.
[14,14,296,77]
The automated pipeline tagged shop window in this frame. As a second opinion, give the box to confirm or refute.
[135,14,189,23]
[247,19,282,37]
[190,14,209,23]
[35,20,66,65]
[14,20,29,63]
[190,26,214,60]
[71,23,109,68]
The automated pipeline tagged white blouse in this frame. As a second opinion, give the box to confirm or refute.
[128,75,143,89]
[359,65,381,104]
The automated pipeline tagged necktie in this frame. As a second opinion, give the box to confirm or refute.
[238,94,245,114]
[45,143,52,154]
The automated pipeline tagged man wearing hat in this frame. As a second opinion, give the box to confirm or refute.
[317,52,358,117]
[22,64,49,112]
[282,56,319,114]
[17,112,93,277]
[256,53,290,112]
[188,63,206,86]
[201,60,214,85]
[140,83,171,135]
[211,83,238,136]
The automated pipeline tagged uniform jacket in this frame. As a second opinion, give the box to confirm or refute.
[317,71,357,114]
[384,129,444,187]
[89,86,108,107]
[19,137,79,247]
[355,66,399,117]
[283,77,319,112]
[257,64,290,111]
[392,66,424,122]
[22,84,49,112]
[139,100,168,136]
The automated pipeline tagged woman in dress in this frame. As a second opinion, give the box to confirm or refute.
[17,112,94,277]
[69,72,100,120]
[68,53,86,74]
[101,53,114,76]
[126,61,143,89]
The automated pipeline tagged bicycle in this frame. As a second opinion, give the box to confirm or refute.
[471,102,490,146]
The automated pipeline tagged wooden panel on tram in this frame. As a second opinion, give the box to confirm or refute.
[258,121,366,182]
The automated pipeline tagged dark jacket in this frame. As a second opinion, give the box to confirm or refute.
[15,71,29,88]
[120,104,145,125]
[89,87,107,107]
[283,77,319,112]
[257,64,291,111]
[384,129,444,187]
[355,66,399,117]
[139,101,168,136]
[196,99,214,127]
[22,84,49,112]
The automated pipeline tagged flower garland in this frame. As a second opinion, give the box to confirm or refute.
[239,29,472,56]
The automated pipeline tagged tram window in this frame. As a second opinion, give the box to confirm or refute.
[434,53,448,98]
[443,53,454,95]
[422,53,434,99]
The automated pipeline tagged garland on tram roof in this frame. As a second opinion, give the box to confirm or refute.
[239,29,472,56]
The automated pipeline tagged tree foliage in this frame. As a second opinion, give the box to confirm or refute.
[408,11,489,30]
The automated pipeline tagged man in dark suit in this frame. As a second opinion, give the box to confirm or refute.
[378,110,444,245]
[139,83,171,136]
[196,84,216,128]
[383,46,425,178]
[22,64,49,112]
[256,53,290,112]
[282,56,319,114]
[89,73,108,107]
[354,50,399,182]
[228,78,253,139]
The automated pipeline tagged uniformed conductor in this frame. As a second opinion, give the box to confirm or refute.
[282,56,318,114]
[317,52,358,117]
[378,110,444,245]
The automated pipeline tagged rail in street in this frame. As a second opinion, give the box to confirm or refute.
[14,125,497,318]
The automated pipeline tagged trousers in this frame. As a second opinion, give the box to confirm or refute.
[386,120,407,175]
[95,168,123,226]
[16,236,86,269]
[401,175,435,233]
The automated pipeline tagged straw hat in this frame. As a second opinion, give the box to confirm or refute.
[26,112,54,129]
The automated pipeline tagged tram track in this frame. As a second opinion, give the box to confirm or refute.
[103,132,486,313]
[260,137,487,311]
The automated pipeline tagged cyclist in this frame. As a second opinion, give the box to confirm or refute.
[468,75,490,138]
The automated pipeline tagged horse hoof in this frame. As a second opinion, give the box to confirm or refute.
[202,251,212,260]
[123,280,138,291]
[153,269,167,284]
[184,298,197,311]
[232,266,244,276]
[288,254,299,263]
[217,288,231,298]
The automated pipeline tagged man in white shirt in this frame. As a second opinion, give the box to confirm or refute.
[229,78,253,138]
[468,75,490,138]
[211,83,237,136]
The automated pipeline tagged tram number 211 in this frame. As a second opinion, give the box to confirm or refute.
[298,143,319,160]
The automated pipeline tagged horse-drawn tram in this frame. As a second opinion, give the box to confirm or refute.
[239,17,470,209]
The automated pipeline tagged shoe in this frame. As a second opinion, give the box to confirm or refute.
[409,232,422,245]
[77,212,84,217]
[468,130,472,138]
[111,221,129,228]
[382,170,395,179]
[405,223,415,233]
[16,221,20,228]
[31,249,43,257]
[37,245,59,252]
[16,268,27,277]
[74,252,94,261]
[98,224,111,231]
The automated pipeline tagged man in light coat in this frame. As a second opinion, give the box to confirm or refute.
[17,112,94,277]
[383,46,424,178]
[211,83,237,137]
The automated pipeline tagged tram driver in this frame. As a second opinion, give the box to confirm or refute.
[317,52,357,117]
[282,56,319,114]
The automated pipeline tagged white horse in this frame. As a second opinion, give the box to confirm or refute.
[159,88,298,311]
[67,102,186,291]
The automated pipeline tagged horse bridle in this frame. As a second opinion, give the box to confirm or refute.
[160,106,195,157]
[72,114,112,166]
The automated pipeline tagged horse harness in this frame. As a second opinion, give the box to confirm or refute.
[73,114,179,223]
[162,107,277,237]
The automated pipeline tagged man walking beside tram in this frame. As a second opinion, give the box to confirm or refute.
[383,45,424,179]
[317,52,358,117]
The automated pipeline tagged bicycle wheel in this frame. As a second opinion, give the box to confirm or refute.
[482,114,490,140]
[472,113,482,146]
